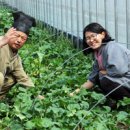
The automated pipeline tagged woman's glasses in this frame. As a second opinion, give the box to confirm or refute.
[86,33,98,42]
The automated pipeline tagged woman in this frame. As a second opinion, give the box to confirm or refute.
[70,23,130,105]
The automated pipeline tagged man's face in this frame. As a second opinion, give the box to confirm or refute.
[8,30,28,51]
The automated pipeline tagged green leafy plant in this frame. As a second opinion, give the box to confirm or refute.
[0,7,130,130]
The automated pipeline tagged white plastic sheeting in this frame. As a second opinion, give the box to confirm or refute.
[0,0,130,48]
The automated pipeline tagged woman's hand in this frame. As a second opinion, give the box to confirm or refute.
[100,70,107,75]
[69,88,81,97]
[69,80,94,97]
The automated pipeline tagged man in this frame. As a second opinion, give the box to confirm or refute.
[0,11,36,99]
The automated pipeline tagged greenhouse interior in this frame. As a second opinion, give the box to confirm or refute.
[0,0,130,130]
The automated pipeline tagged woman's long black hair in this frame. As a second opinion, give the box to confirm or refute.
[83,22,114,55]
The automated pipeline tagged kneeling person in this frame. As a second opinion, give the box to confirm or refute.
[0,11,36,99]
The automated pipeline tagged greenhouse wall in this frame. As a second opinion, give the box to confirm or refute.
[0,0,130,48]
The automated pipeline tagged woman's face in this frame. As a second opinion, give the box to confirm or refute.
[8,31,28,51]
[85,31,105,50]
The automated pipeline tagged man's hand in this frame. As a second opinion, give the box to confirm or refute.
[0,72,4,88]
[69,92,74,97]
[37,95,45,100]
[0,27,16,47]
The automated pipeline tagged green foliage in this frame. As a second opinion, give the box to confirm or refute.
[0,8,13,35]
[0,8,130,130]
